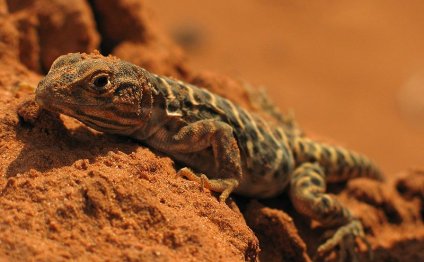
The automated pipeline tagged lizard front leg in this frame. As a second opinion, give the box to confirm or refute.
[153,119,242,203]
[289,163,369,261]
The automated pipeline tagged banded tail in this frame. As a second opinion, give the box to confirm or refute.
[292,137,384,182]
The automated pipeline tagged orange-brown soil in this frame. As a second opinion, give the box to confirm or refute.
[0,0,423,261]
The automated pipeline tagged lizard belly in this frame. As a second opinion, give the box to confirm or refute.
[235,141,294,198]
[165,149,292,198]
[231,118,295,198]
[142,127,293,199]
[236,170,291,198]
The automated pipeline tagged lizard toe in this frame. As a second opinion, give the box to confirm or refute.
[317,220,371,262]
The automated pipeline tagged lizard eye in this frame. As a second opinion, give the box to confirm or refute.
[92,74,110,89]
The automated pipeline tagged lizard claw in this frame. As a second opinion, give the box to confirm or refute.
[177,167,239,203]
[316,220,372,262]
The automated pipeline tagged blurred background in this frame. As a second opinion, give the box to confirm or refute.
[146,0,424,174]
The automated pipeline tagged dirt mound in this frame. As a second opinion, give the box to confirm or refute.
[0,0,423,261]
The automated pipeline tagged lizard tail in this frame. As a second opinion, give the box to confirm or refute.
[292,137,384,183]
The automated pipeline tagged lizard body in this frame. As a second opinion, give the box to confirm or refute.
[36,51,383,258]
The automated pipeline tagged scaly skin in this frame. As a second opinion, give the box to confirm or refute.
[35,51,384,259]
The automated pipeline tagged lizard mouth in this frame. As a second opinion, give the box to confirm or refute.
[35,95,108,117]
[36,94,106,108]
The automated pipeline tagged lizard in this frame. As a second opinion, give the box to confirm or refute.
[35,51,384,260]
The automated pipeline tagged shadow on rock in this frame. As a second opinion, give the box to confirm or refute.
[6,99,138,177]
[373,237,424,261]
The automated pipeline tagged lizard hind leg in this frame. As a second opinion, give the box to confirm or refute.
[178,167,239,203]
[289,163,370,260]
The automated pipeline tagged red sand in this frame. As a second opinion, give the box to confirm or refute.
[0,0,423,261]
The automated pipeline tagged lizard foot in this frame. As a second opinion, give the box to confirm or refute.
[316,220,371,262]
[177,167,239,203]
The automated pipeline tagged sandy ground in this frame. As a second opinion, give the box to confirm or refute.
[0,0,423,261]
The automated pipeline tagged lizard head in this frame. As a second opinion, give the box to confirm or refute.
[36,52,154,133]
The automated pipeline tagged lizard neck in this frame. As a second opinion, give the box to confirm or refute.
[130,89,171,140]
